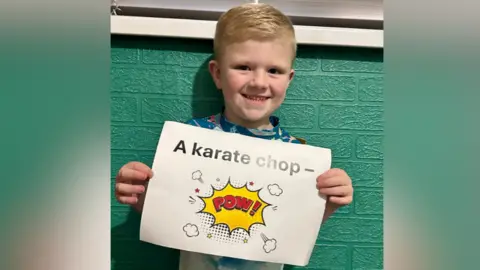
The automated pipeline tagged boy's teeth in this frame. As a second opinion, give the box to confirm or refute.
[244,95,267,101]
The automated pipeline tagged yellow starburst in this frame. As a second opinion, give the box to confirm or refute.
[197,181,270,235]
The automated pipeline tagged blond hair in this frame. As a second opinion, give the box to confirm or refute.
[213,3,297,61]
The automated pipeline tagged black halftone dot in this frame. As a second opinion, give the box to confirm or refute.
[218,225,229,243]
[198,213,231,244]
[250,225,260,236]
[198,213,216,234]
[230,229,248,244]
[211,224,230,244]
[200,214,214,227]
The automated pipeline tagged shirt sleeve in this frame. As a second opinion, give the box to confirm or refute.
[183,118,197,126]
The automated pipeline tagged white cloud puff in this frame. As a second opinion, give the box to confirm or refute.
[268,184,283,196]
[183,223,199,237]
[263,239,277,253]
[192,170,202,180]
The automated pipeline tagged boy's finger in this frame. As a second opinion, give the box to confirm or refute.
[116,195,139,205]
[317,168,344,180]
[316,175,346,189]
[115,182,145,195]
[328,196,352,205]
[116,167,150,182]
[126,162,154,178]
[317,186,351,197]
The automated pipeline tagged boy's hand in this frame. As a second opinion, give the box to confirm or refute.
[316,168,353,211]
[115,162,153,207]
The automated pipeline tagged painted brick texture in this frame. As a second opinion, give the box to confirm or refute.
[111,36,384,270]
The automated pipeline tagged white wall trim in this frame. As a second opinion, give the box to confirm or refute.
[110,15,383,49]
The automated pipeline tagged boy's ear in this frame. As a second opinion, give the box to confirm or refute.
[208,60,222,89]
[286,69,295,87]
[289,69,295,81]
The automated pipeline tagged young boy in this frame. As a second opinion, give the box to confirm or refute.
[115,3,353,270]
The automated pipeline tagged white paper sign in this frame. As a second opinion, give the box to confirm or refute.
[140,121,332,266]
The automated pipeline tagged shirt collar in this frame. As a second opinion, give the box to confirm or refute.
[216,107,282,139]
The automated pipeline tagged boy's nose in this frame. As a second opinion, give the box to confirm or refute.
[250,71,268,89]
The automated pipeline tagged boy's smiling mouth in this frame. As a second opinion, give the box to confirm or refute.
[241,94,270,102]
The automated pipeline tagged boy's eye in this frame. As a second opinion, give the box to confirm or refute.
[268,68,278,74]
[236,65,250,71]
[268,68,282,74]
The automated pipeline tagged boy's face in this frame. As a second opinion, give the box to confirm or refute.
[209,39,295,128]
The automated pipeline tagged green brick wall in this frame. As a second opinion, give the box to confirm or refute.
[111,35,384,270]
